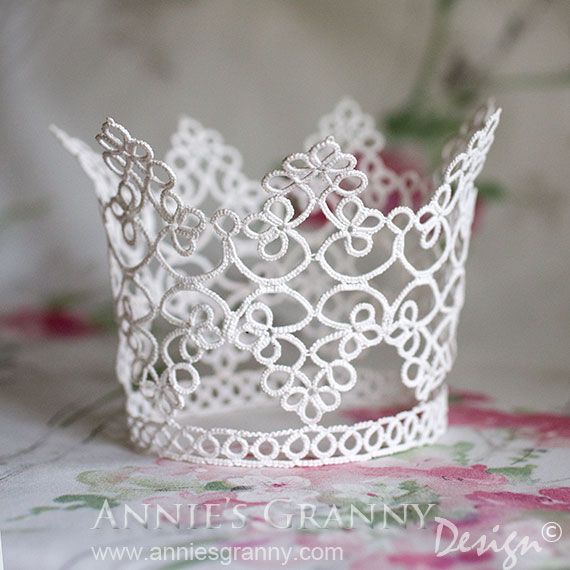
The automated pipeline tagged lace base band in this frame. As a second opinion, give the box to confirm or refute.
[127,369,448,467]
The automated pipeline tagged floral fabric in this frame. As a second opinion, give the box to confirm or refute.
[1,335,569,569]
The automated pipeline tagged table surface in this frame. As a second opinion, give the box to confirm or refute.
[1,333,569,569]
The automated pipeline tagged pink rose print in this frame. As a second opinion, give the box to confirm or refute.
[450,405,570,444]
[468,486,570,512]
[226,475,318,504]
[143,489,239,528]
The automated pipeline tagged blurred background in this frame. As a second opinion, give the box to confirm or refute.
[1,0,569,396]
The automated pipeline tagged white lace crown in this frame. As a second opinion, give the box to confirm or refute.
[53,98,500,467]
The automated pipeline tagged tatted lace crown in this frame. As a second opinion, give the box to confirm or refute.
[53,98,500,467]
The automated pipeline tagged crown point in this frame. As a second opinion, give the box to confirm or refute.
[103,116,118,128]
[49,124,64,139]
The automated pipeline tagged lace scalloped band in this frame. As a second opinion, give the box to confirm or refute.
[128,370,448,467]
